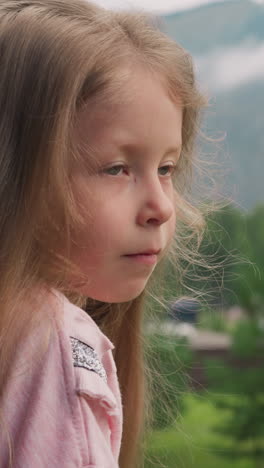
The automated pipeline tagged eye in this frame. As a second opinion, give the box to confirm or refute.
[158,164,177,177]
[104,164,128,176]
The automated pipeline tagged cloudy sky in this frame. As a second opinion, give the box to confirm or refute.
[196,40,264,92]
[94,0,264,91]
[94,0,231,14]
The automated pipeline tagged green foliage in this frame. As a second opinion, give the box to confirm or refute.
[196,204,264,315]
[146,333,193,430]
[232,319,264,358]
[145,393,255,468]
[197,307,228,332]
[153,203,264,322]
[181,204,248,309]
[146,204,264,464]
[204,319,264,466]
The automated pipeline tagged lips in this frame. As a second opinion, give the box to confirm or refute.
[124,249,161,256]
[123,250,160,266]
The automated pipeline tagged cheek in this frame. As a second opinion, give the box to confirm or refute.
[74,201,123,255]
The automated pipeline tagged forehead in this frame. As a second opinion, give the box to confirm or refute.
[74,71,183,151]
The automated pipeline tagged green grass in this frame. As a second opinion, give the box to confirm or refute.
[144,393,255,468]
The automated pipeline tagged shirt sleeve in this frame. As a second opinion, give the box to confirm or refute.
[0,289,122,468]
[0,320,83,468]
[72,359,121,468]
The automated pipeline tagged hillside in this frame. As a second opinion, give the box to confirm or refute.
[161,0,264,209]
[162,0,264,54]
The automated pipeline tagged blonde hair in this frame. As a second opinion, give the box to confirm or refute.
[0,1,208,467]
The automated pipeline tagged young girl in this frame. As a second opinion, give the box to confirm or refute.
[0,1,207,467]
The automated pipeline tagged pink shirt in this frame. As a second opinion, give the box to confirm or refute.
[0,288,123,467]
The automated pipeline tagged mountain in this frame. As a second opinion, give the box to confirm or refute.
[161,0,264,210]
[162,0,264,54]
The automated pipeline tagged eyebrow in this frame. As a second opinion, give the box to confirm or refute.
[118,142,182,157]
[164,146,182,156]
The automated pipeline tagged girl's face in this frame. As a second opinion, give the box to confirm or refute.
[70,71,182,302]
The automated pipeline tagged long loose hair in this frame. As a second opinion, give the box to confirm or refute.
[0,1,207,467]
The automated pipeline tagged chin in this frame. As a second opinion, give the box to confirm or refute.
[108,291,143,303]
[86,282,147,303]
[94,289,144,303]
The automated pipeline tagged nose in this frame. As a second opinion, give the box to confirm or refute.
[136,177,175,227]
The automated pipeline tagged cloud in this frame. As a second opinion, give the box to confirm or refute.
[196,40,264,92]
[93,0,229,14]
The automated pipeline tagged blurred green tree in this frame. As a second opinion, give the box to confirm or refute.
[196,204,264,319]
[146,333,193,430]
[205,318,264,468]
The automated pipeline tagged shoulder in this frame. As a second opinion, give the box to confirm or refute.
[0,288,83,467]
[50,289,123,466]
[0,287,122,467]
[26,286,119,410]
[52,288,122,419]
[49,289,119,402]
[53,288,115,358]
